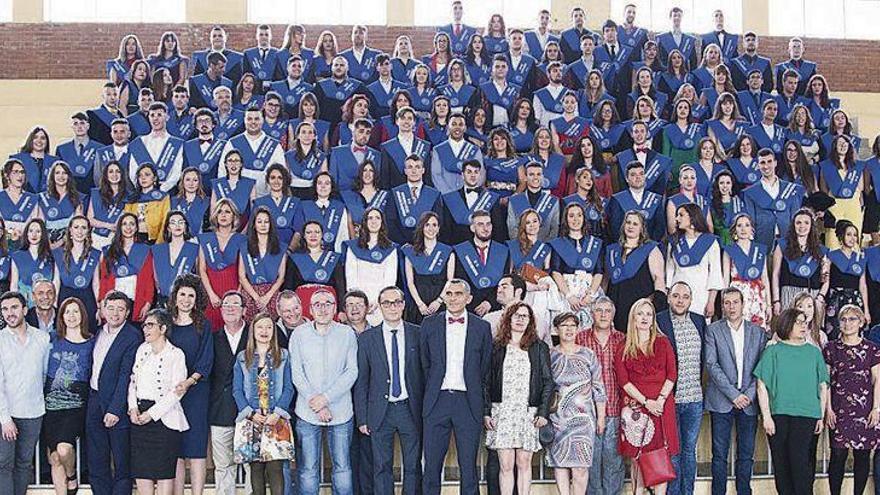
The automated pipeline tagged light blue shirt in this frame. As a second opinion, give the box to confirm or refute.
[289,321,358,426]
[0,326,51,423]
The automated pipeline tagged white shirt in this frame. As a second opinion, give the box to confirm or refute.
[491,80,510,127]
[287,77,303,89]
[127,342,190,431]
[398,133,414,155]
[379,78,393,93]
[717,32,726,49]
[441,312,468,391]
[760,177,780,198]
[510,54,522,71]
[533,84,565,127]
[630,187,645,205]
[352,46,365,64]
[634,146,648,164]
[448,138,465,157]
[224,324,245,354]
[407,181,423,199]
[728,319,746,388]
[128,131,184,192]
[762,123,776,140]
[464,186,479,208]
[91,324,124,390]
[382,323,408,402]
[113,144,128,160]
[673,31,682,46]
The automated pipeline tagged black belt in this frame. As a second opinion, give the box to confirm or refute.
[389,399,409,406]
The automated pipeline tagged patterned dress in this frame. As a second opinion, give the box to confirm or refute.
[486,345,542,452]
[729,264,769,331]
[545,346,607,468]
[823,339,880,450]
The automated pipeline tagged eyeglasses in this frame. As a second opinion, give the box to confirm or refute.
[512,313,531,320]
[221,302,243,308]
[312,302,334,310]
[143,322,159,329]
[840,316,862,323]
[379,299,404,308]
[345,301,366,309]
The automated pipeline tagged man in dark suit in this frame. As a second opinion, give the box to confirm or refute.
[275,290,306,350]
[704,287,767,495]
[354,286,423,495]
[86,291,142,495]
[656,282,707,495]
[440,160,506,245]
[208,290,250,495]
[25,279,56,335]
[421,279,492,495]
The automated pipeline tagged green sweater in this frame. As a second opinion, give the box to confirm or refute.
[753,341,829,419]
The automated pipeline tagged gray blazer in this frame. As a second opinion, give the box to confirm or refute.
[703,319,768,415]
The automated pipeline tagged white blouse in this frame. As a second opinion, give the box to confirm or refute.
[666,237,724,316]
[127,341,190,432]
[345,248,399,326]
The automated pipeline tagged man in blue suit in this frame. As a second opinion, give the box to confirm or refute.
[704,287,767,495]
[421,279,492,495]
[354,286,424,495]
[86,291,142,495]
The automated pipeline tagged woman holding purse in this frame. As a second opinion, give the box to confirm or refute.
[233,312,295,495]
[614,298,678,495]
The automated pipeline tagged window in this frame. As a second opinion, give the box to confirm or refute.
[608,0,742,34]
[248,0,386,25]
[413,0,551,30]
[0,0,11,22]
[770,0,880,39]
[44,0,184,22]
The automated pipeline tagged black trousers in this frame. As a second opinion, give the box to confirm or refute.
[767,415,817,495]
[829,447,870,495]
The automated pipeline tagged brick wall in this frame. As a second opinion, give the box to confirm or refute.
[0,22,876,91]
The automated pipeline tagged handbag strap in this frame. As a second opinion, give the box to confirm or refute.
[634,400,669,460]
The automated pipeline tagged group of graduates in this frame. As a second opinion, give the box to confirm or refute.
[3,1,880,495]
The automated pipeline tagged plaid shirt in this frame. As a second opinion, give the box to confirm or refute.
[576,328,625,417]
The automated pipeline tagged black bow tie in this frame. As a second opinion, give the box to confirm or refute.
[465,187,479,194]
[200,138,213,145]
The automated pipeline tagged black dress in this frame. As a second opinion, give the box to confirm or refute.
[606,260,667,332]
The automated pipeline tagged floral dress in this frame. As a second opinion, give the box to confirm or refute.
[234,365,294,463]
[486,345,541,452]
[545,347,607,468]
[729,263,769,331]
[823,339,880,450]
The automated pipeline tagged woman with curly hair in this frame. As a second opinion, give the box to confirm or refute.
[772,208,828,313]
[820,220,870,340]
[167,273,213,495]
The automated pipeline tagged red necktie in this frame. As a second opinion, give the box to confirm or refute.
[448,317,465,324]
[636,147,649,153]
[454,25,461,37]
[477,246,487,264]
[353,146,367,153]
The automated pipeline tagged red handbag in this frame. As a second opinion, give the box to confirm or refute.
[634,409,676,489]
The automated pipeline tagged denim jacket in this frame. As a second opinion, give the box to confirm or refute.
[232,349,294,422]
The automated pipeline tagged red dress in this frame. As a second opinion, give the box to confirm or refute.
[613,335,680,457]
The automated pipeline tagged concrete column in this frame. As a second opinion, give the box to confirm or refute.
[551,0,611,30]
[12,0,43,23]
[387,0,414,26]
[742,0,770,36]
[186,0,247,24]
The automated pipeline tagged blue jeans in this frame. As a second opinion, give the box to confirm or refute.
[296,418,353,495]
[0,417,41,495]
[710,409,757,495]
[670,401,703,495]
[587,416,625,495]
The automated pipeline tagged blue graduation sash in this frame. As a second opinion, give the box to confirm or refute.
[657,72,690,97]
[56,140,100,180]
[534,87,567,116]
[270,80,314,110]
[53,247,100,289]
[606,241,657,283]
[38,193,76,229]
[693,162,727,197]
[11,250,53,285]
[737,91,771,126]
[774,94,808,124]
[562,195,606,223]
[88,188,125,237]
[106,59,128,80]
[747,124,785,154]
[690,67,714,92]
[454,241,508,289]
[183,137,226,177]
[479,81,521,108]
[244,47,281,81]
[392,185,440,229]
[668,192,710,218]
[867,157,880,202]
[168,110,195,139]
[506,53,537,87]
[300,200,345,246]
[725,241,768,281]
[128,136,184,182]
[786,129,818,149]
[191,74,233,109]
[367,79,408,111]
[214,110,245,140]
[508,126,535,153]
[614,189,663,220]
[442,189,499,226]
[629,90,667,116]
[329,145,380,191]
[276,48,314,80]
[564,59,591,87]
[808,98,840,131]
[401,243,452,276]
[243,249,285,285]
[106,242,150,278]
[828,249,867,277]
[342,48,380,82]
[819,160,864,199]
[407,86,438,113]
[821,133,862,158]
[524,31,559,59]
[778,238,824,278]
[722,196,747,227]
[291,250,340,283]
[561,28,594,58]
[742,180,802,212]
[151,242,199,295]
[618,26,646,51]
[671,233,716,267]
[726,157,761,185]
[590,124,626,151]
[284,148,327,181]
[439,84,477,110]
[341,190,389,225]
[509,190,559,226]
[170,196,209,234]
[391,58,418,82]
[551,116,591,150]
[484,156,527,186]
[435,140,479,175]
[230,134,281,172]
[211,177,255,215]
[439,24,476,55]
[318,78,361,103]
[253,194,301,232]
[656,33,695,64]
[90,105,119,129]
[530,153,565,190]
[126,112,150,137]
[345,241,396,264]
[779,60,816,87]
[507,239,552,270]
[616,150,671,191]
[382,137,431,175]
[0,254,8,280]
[550,235,603,272]
[262,119,288,141]
[198,232,244,271]
[10,152,59,192]
[663,123,703,150]
[866,246,880,283]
